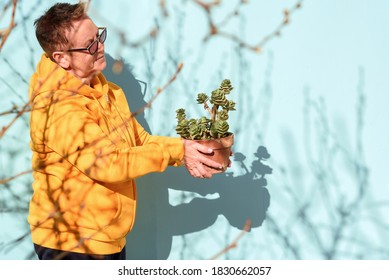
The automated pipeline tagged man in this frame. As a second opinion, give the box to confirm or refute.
[28,2,223,260]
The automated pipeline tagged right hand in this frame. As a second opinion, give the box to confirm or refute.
[181,139,223,179]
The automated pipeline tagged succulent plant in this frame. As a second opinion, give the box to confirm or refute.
[175,79,236,140]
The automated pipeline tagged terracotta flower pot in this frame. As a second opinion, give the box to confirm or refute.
[195,133,234,174]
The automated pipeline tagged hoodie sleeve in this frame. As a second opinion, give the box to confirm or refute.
[38,93,184,183]
[131,116,184,166]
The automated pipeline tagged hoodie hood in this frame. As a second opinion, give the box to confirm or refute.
[29,53,108,102]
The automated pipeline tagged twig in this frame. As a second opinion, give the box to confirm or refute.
[159,0,169,17]
[210,219,252,260]
[194,0,221,11]
[197,0,303,53]
[88,5,160,52]
[0,0,17,51]
[132,62,183,117]
[0,169,32,185]
[0,105,25,116]
[255,1,303,50]
[0,100,30,138]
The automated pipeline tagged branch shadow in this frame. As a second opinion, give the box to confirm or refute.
[103,55,272,259]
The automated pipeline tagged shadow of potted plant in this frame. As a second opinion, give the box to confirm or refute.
[175,79,236,174]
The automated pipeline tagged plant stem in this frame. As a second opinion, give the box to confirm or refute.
[203,101,213,116]
[211,104,218,122]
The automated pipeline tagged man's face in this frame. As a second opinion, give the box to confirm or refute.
[65,18,106,82]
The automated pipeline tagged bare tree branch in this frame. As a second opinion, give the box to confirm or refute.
[0,0,17,51]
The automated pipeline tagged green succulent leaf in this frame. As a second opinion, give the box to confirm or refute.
[210,123,219,138]
[219,79,233,95]
[189,122,202,140]
[215,120,229,137]
[198,116,210,129]
[223,100,236,111]
[176,108,186,121]
[196,93,208,104]
[197,117,209,138]
[210,89,227,106]
[188,118,197,126]
[176,119,190,138]
[218,109,229,121]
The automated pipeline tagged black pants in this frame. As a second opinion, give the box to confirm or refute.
[34,244,126,260]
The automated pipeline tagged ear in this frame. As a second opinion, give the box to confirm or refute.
[52,51,70,69]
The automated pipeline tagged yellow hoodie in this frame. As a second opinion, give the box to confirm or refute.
[28,54,184,254]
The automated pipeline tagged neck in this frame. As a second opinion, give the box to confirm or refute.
[81,76,92,86]
[68,69,95,86]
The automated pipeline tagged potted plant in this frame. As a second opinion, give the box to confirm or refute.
[175,79,236,174]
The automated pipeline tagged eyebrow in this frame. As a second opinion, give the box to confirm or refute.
[82,29,99,46]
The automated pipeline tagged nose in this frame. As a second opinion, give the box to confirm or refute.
[97,40,105,54]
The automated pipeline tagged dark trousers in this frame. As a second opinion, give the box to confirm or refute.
[34,243,126,260]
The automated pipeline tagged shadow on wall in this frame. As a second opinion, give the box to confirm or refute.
[103,54,272,260]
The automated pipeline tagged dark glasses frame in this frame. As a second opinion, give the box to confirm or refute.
[64,27,107,55]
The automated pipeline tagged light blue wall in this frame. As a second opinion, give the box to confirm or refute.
[0,0,388,259]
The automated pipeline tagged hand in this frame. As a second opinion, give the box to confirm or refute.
[181,139,223,178]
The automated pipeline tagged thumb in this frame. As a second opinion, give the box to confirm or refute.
[194,142,213,154]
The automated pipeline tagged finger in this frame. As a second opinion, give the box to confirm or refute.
[203,171,212,179]
[201,156,223,170]
[186,161,213,179]
[199,164,212,178]
[184,160,206,178]
[194,168,209,179]
[193,142,214,155]
[192,170,203,178]
[186,165,200,178]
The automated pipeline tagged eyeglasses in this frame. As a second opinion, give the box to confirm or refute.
[65,27,107,55]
